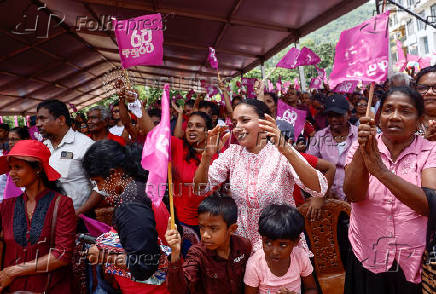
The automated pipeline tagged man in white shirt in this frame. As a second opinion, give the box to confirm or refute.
[37,100,101,215]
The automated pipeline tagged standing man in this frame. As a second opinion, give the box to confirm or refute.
[37,100,101,215]
[307,94,358,200]
[87,106,126,146]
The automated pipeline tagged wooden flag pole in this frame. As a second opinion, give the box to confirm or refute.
[366,82,375,117]
[167,161,176,229]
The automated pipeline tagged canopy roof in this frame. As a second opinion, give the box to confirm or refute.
[0,0,367,115]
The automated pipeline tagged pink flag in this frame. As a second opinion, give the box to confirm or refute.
[208,47,219,70]
[141,84,171,205]
[68,103,78,113]
[276,100,307,141]
[277,47,300,69]
[293,78,300,91]
[296,47,321,66]
[329,11,390,89]
[419,56,432,69]
[267,79,274,92]
[3,175,23,200]
[276,76,282,94]
[396,40,407,71]
[25,115,30,127]
[315,65,327,83]
[113,13,164,68]
[206,85,219,97]
[310,77,323,89]
[282,81,291,95]
[79,214,111,237]
[242,78,257,99]
[14,116,18,127]
[0,116,3,124]
[236,81,241,88]
[333,80,359,93]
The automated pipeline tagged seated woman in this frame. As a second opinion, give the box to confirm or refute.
[82,140,168,294]
[344,86,436,294]
[0,140,76,293]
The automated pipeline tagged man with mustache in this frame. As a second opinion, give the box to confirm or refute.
[307,94,358,200]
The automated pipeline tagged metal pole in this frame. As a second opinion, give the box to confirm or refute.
[295,42,307,92]
[261,63,265,79]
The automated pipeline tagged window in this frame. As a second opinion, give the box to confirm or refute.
[417,12,426,31]
[432,4,436,18]
[409,46,418,55]
[407,0,415,8]
[407,20,415,35]
[420,36,429,54]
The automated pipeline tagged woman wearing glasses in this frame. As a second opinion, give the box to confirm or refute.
[415,66,436,141]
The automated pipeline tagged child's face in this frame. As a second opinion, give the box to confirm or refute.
[262,237,297,264]
[198,213,236,251]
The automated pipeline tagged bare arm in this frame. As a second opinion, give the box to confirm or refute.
[244,285,258,294]
[137,103,155,135]
[118,95,137,138]
[218,77,234,115]
[315,158,336,190]
[302,274,318,294]
[172,101,185,139]
[75,191,103,216]
[343,148,369,202]
[193,154,213,193]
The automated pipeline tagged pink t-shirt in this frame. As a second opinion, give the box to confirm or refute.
[244,247,313,294]
[345,134,436,283]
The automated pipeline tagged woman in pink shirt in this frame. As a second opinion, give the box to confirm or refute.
[194,99,327,252]
[344,86,436,294]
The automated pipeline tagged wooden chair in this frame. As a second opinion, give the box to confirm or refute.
[298,199,351,294]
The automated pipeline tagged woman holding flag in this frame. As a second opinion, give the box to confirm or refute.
[193,99,327,252]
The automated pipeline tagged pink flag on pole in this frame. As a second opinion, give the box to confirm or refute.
[276,47,300,69]
[242,78,257,99]
[329,11,390,89]
[315,65,327,83]
[79,214,111,237]
[276,100,307,141]
[419,56,432,68]
[296,47,321,66]
[333,80,359,93]
[113,13,164,68]
[396,40,407,71]
[3,176,23,200]
[141,84,171,205]
[310,77,323,89]
[208,47,219,70]
[293,78,300,91]
[25,115,30,127]
[276,76,282,94]
[14,116,18,127]
[282,81,291,95]
[0,116,3,124]
[267,79,274,92]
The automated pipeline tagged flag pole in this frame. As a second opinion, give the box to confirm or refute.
[366,82,375,117]
[167,161,175,229]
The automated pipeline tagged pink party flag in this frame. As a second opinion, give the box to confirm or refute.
[333,80,359,93]
[0,116,3,124]
[25,115,30,127]
[419,56,432,69]
[282,81,291,95]
[3,175,23,200]
[310,77,323,89]
[267,79,274,92]
[277,47,300,69]
[68,103,78,113]
[14,116,18,127]
[396,40,407,71]
[113,13,164,68]
[141,84,171,205]
[242,78,257,99]
[296,47,321,66]
[207,85,219,97]
[276,76,282,94]
[329,11,390,89]
[208,47,219,70]
[79,214,111,237]
[276,100,307,141]
[315,65,327,83]
[293,78,300,91]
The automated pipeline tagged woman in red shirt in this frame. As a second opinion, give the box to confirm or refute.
[0,140,76,293]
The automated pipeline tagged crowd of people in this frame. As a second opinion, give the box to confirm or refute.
[0,66,434,294]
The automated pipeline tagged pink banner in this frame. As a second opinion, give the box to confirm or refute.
[80,214,111,237]
[333,80,359,93]
[282,81,291,95]
[396,40,407,71]
[276,47,300,69]
[419,56,432,69]
[267,79,274,92]
[296,47,321,66]
[3,175,23,200]
[329,11,390,89]
[113,13,164,68]
[141,84,171,205]
[208,47,219,70]
[310,77,323,89]
[276,100,307,142]
[276,76,282,94]
[242,78,257,99]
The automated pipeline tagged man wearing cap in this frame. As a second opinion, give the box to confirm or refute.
[36,100,100,216]
[307,94,358,200]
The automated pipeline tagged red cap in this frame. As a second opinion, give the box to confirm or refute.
[0,140,61,181]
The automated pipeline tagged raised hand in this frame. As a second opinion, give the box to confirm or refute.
[171,101,183,114]
[204,125,229,158]
[165,217,181,263]
[425,120,436,141]
[259,114,287,154]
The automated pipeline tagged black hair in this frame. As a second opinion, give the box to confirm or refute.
[210,102,220,116]
[183,111,212,165]
[198,101,215,113]
[356,96,368,103]
[83,140,148,182]
[27,160,64,194]
[313,93,326,104]
[235,99,271,119]
[197,195,238,227]
[0,124,10,132]
[415,65,436,84]
[264,92,278,104]
[184,100,195,108]
[258,204,304,241]
[147,108,161,118]
[10,127,30,140]
[112,101,120,107]
[382,86,425,117]
[29,115,37,127]
[37,100,72,127]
